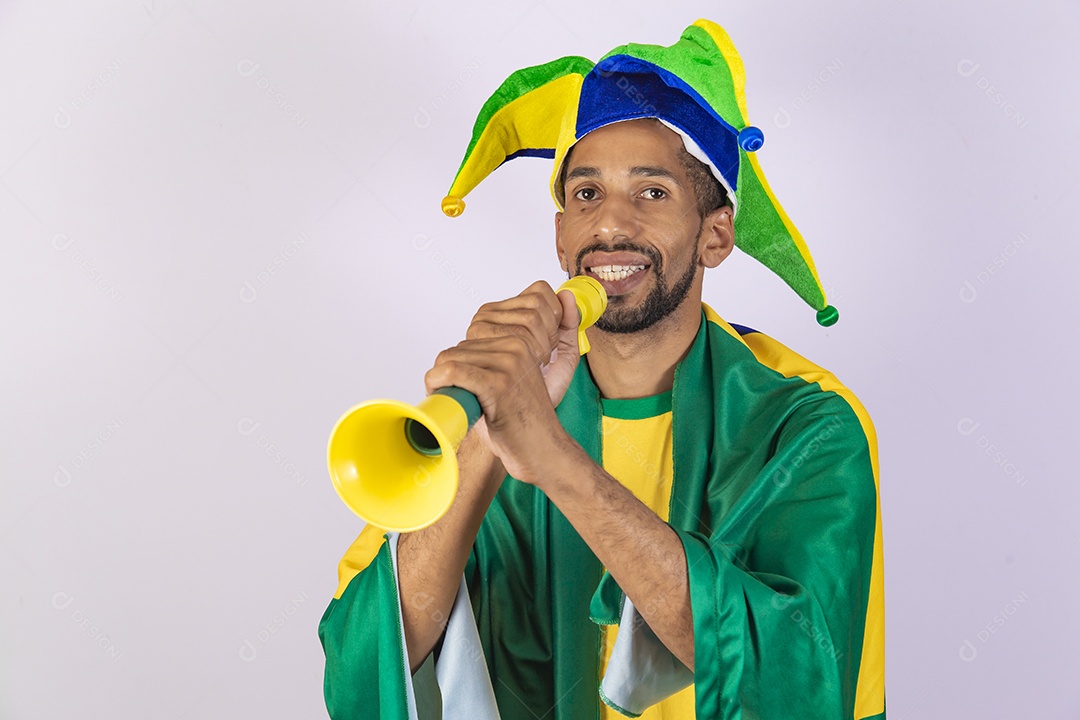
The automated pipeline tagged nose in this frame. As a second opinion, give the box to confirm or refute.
[591,193,639,244]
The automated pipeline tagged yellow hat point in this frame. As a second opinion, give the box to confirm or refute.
[441,195,466,217]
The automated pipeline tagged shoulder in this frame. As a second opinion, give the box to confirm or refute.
[701,303,876,446]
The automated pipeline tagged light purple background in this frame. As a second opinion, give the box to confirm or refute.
[2,1,1078,717]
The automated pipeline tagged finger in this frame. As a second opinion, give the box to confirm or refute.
[424,358,544,425]
[424,337,542,397]
[466,321,548,362]
[555,288,580,330]
[470,305,556,331]
[502,281,562,347]
[470,297,560,356]
[520,280,562,323]
[472,282,560,329]
[553,288,581,352]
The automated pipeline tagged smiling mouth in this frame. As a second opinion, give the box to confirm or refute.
[585,264,648,282]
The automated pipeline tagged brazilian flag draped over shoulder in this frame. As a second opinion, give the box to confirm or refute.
[318,305,886,719]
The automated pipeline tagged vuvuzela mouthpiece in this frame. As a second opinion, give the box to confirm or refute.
[556,275,607,354]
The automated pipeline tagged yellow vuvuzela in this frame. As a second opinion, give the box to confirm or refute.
[327,275,607,532]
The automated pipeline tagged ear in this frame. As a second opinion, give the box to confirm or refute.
[554,211,568,272]
[699,206,735,269]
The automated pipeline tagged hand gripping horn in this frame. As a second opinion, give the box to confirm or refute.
[326,276,607,532]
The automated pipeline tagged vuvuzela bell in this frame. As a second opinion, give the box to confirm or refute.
[327,276,607,532]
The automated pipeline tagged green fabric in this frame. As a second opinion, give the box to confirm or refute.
[588,568,624,625]
[733,152,827,311]
[598,685,643,719]
[599,389,672,420]
[662,314,874,717]
[318,540,411,719]
[318,306,880,719]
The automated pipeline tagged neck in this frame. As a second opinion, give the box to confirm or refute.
[582,294,703,400]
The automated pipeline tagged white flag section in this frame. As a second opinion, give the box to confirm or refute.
[387,532,694,718]
[599,596,694,715]
[387,532,502,720]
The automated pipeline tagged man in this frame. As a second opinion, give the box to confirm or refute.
[320,19,885,720]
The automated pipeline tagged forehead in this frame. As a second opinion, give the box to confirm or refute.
[566,118,685,171]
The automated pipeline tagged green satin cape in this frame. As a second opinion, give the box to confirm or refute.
[319,306,884,719]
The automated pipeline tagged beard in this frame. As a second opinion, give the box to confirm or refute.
[572,238,700,334]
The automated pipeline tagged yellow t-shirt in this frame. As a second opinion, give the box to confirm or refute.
[598,389,696,719]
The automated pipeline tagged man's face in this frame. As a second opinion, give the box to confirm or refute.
[555,118,728,334]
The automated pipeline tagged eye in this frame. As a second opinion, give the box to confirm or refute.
[642,187,667,200]
[573,187,598,201]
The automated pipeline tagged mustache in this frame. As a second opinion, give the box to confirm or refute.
[573,241,663,274]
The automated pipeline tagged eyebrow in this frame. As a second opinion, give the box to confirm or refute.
[630,166,682,185]
[564,165,683,186]
[564,166,601,182]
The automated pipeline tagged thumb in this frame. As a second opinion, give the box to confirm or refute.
[554,288,580,356]
[541,289,581,406]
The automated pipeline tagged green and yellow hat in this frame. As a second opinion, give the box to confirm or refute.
[442,18,838,326]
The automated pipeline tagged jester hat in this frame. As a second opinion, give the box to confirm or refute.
[442,18,838,326]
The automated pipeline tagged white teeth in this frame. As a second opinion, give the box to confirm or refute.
[589,264,646,282]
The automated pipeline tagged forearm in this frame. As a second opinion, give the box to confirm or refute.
[540,436,696,671]
[397,430,505,673]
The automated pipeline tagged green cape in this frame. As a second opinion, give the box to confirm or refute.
[319,305,886,719]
